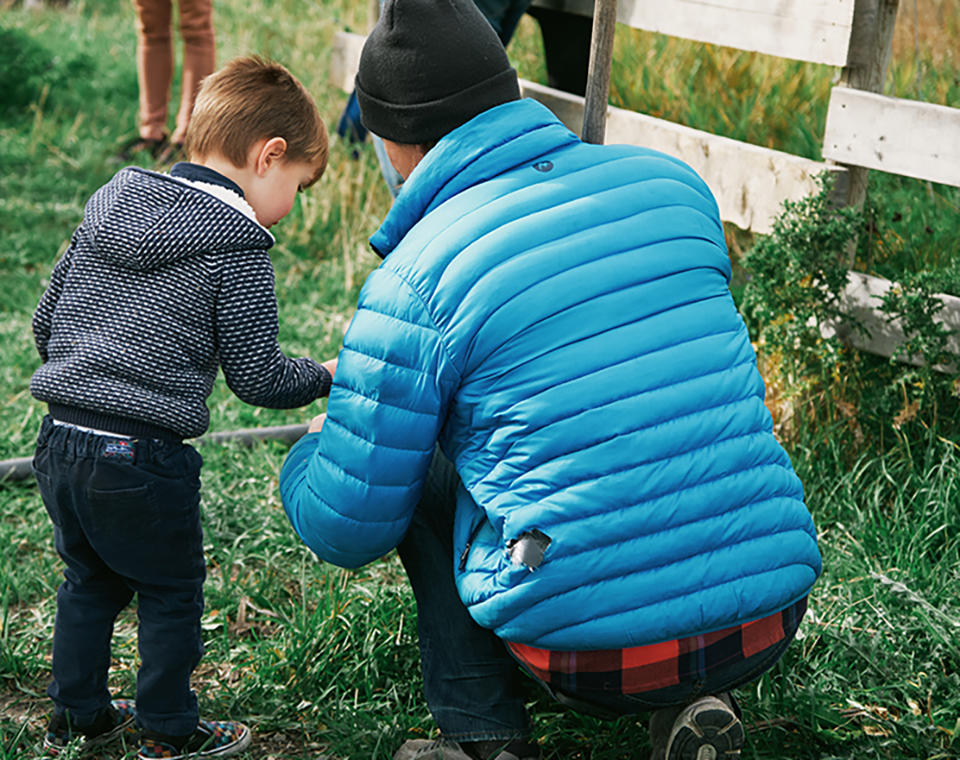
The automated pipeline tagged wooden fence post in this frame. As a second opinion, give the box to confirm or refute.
[582,0,618,144]
[834,0,900,216]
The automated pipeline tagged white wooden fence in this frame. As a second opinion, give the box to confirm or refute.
[329,0,960,368]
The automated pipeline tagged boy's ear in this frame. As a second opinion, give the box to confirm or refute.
[254,137,288,175]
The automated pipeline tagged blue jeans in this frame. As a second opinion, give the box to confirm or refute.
[397,450,795,736]
[473,0,532,44]
[397,449,532,742]
[33,416,206,737]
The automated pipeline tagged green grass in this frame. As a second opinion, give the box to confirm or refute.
[2,0,960,757]
[3,439,959,759]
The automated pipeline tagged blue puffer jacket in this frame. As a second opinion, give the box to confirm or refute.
[281,98,821,649]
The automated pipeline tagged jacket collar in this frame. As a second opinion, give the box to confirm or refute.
[369,98,579,258]
[170,162,245,198]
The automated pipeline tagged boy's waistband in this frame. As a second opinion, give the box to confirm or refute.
[52,419,134,439]
[48,404,184,442]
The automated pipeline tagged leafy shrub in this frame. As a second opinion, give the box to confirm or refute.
[740,175,960,454]
[0,25,94,121]
[0,27,50,116]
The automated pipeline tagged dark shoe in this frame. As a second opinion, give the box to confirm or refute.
[393,738,540,760]
[43,698,137,757]
[138,719,251,759]
[114,135,168,163]
[462,739,541,760]
[649,702,686,760]
[654,693,745,760]
[155,141,186,166]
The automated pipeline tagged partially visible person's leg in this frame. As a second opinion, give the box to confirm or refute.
[472,0,531,44]
[171,0,215,145]
[133,0,174,142]
[524,6,592,96]
[396,449,532,748]
[34,419,140,755]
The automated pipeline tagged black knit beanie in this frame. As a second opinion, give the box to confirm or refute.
[355,0,521,144]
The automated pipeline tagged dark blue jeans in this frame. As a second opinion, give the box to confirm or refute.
[473,0,532,44]
[33,416,205,737]
[397,450,795,737]
[397,450,531,743]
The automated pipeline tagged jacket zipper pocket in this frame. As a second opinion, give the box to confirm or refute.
[458,518,487,571]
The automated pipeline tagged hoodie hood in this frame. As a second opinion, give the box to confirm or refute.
[83,167,274,271]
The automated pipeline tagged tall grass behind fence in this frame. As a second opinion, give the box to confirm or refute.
[507,2,960,293]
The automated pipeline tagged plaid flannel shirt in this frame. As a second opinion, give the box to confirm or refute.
[507,597,807,695]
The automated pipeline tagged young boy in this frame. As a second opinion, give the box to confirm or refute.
[30,56,332,759]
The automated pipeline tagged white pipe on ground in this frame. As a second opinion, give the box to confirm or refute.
[0,423,309,483]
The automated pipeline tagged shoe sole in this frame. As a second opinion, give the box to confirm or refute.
[665,697,745,760]
[392,739,473,760]
[198,724,251,758]
[42,714,136,756]
[138,723,251,760]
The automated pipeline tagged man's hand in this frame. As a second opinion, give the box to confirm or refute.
[322,357,337,378]
[308,413,327,433]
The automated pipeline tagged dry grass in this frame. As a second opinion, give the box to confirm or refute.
[892,0,960,60]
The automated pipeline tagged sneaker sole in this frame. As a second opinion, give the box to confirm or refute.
[138,723,251,760]
[42,702,137,757]
[392,740,473,760]
[665,697,745,760]
[198,724,251,758]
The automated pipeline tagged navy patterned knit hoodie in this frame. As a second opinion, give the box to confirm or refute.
[31,166,331,440]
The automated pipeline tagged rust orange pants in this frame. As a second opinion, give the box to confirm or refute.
[133,0,215,143]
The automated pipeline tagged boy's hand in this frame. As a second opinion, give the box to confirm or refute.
[308,413,327,433]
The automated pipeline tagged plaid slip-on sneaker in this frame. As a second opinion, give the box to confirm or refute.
[138,719,251,759]
[43,698,138,757]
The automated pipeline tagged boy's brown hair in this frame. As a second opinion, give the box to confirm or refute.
[185,56,328,187]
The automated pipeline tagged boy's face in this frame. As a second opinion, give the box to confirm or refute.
[246,158,322,228]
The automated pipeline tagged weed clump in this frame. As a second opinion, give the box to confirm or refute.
[741,175,959,454]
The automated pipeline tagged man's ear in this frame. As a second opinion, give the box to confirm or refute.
[255,137,288,176]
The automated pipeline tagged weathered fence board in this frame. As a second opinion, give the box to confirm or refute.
[328,34,839,235]
[519,81,839,235]
[821,272,960,372]
[823,86,960,188]
[529,0,856,65]
[330,31,365,93]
